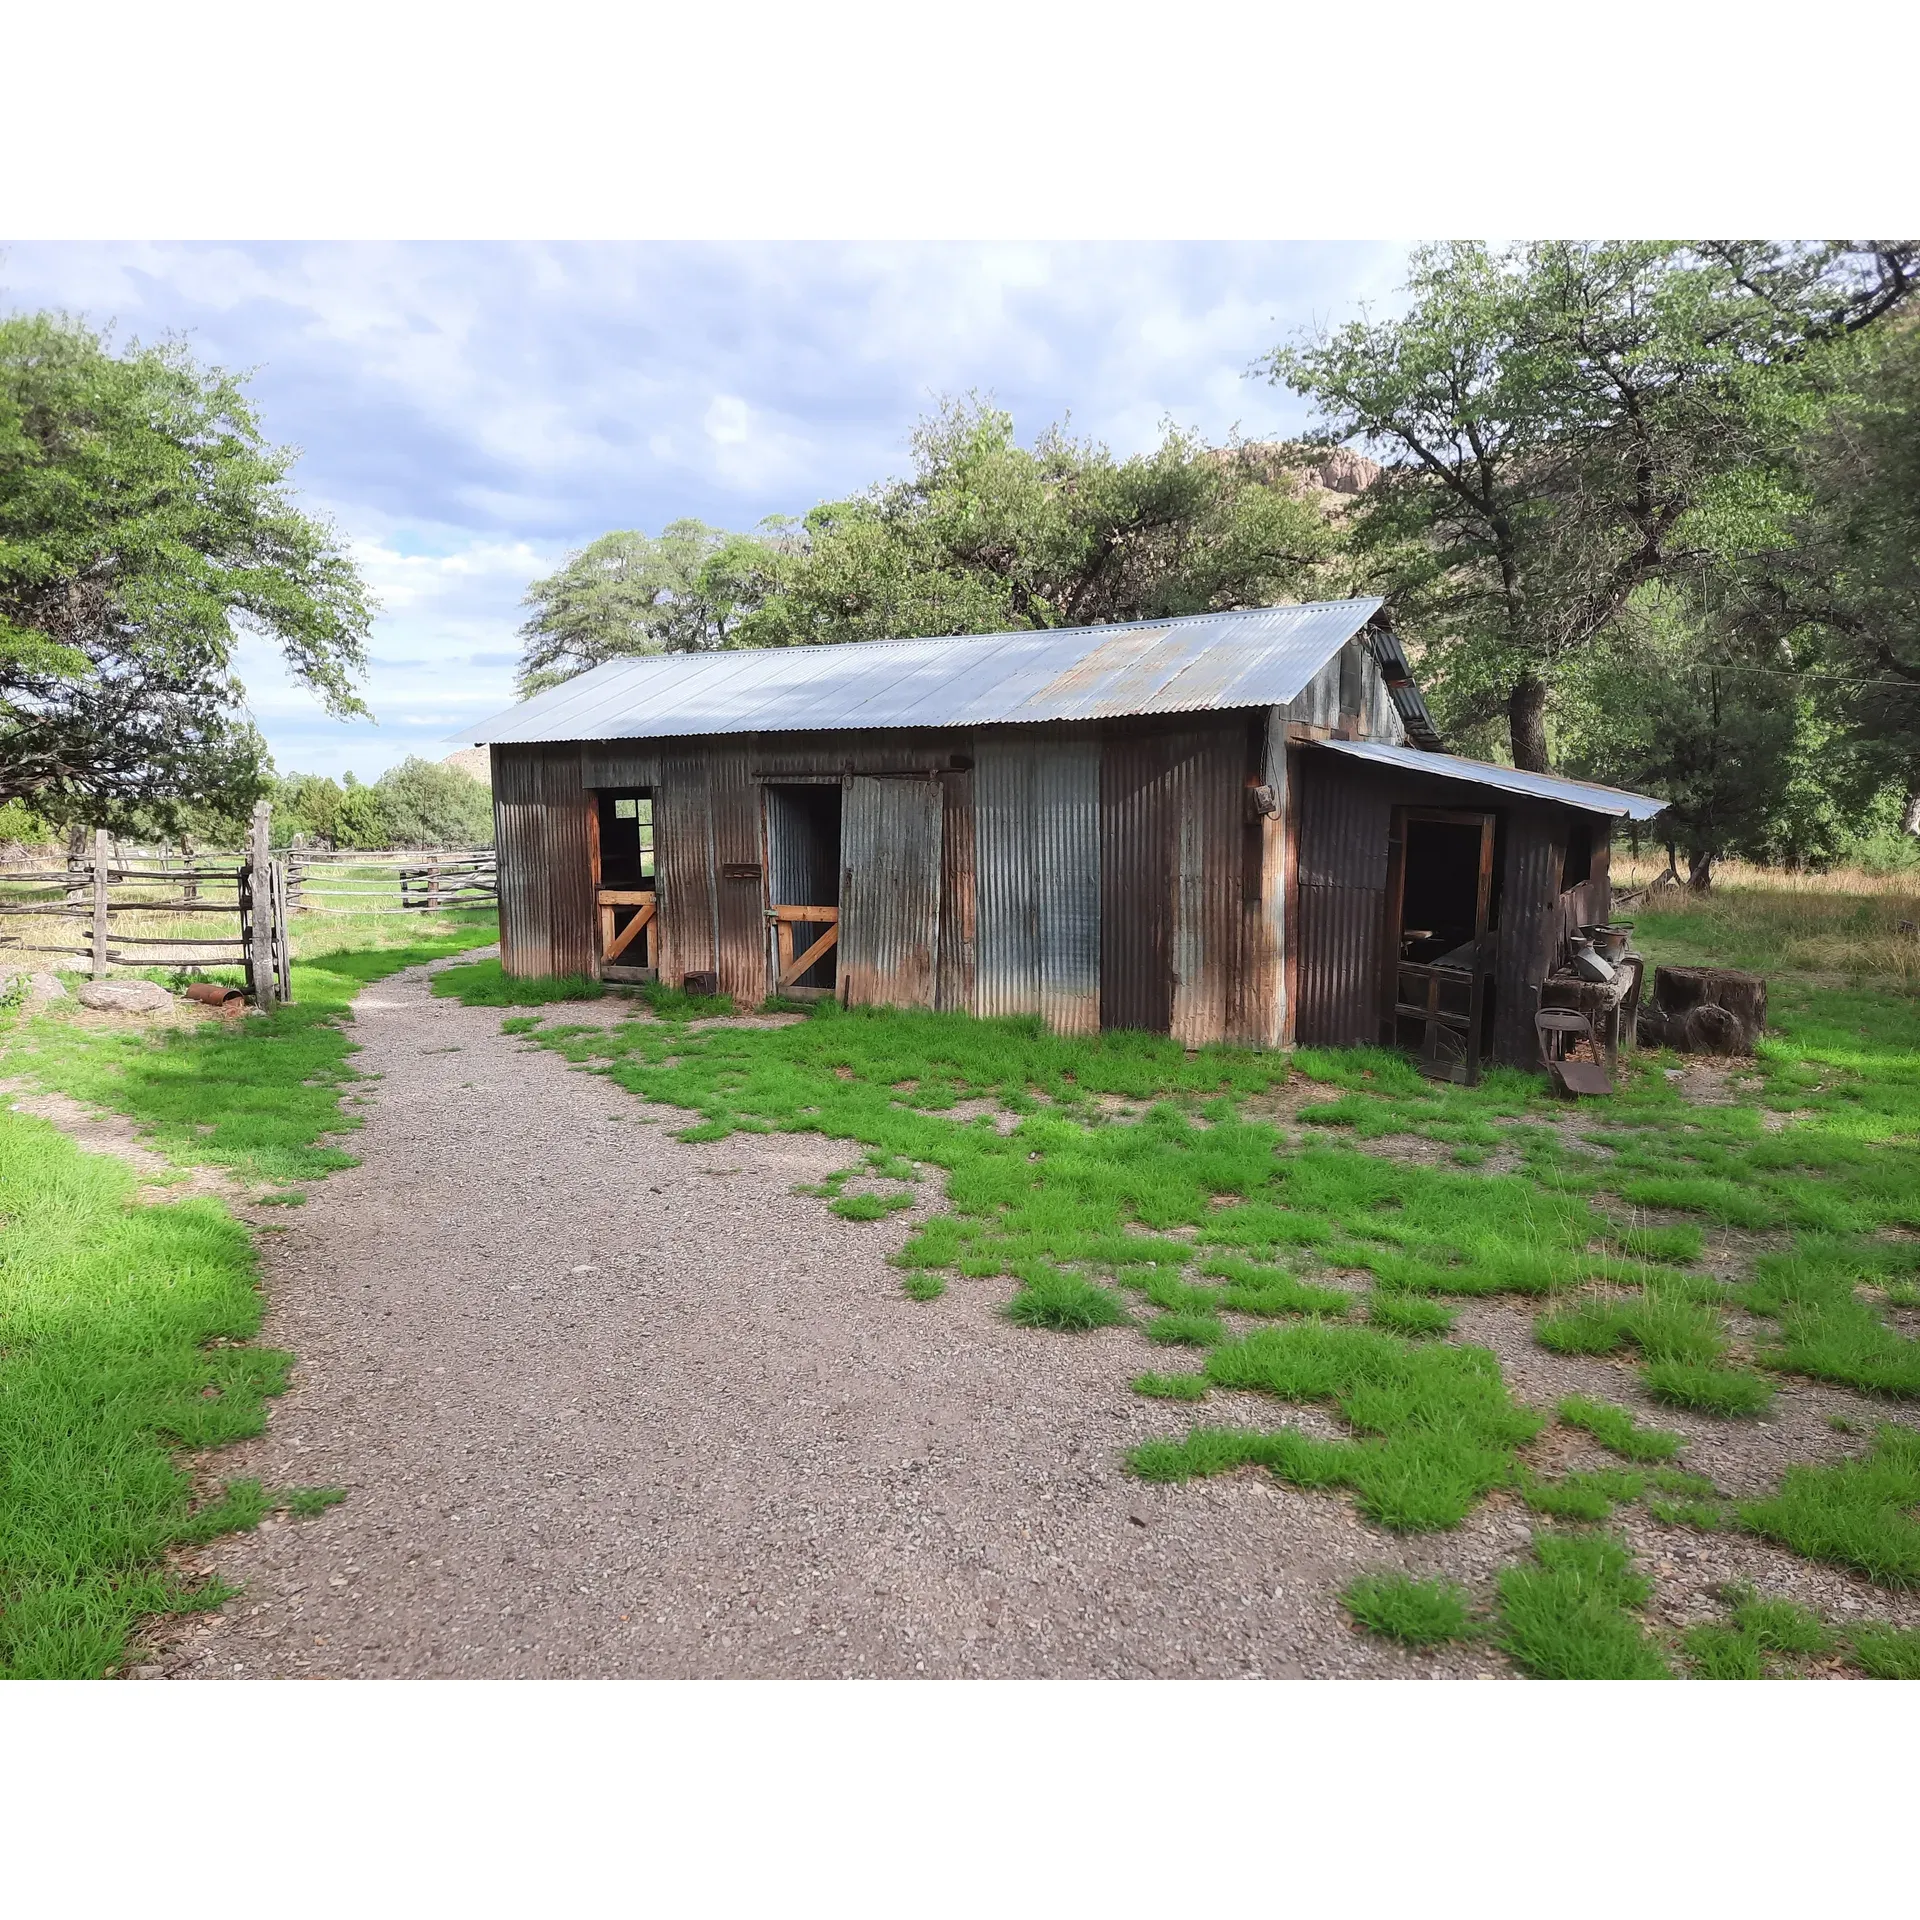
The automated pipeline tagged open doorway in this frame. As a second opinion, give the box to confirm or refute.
[1385,807,1497,1082]
[594,789,656,979]
[763,783,841,996]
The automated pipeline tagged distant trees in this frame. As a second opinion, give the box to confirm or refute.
[0,313,373,828]
[511,398,1333,692]
[272,758,492,849]
[515,519,800,694]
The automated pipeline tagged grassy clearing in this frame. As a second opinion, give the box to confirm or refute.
[0,906,496,1676]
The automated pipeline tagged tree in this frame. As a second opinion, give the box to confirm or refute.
[515,519,799,694]
[1728,316,1920,824]
[1557,590,1800,888]
[372,755,493,848]
[0,313,374,827]
[733,398,1332,648]
[1268,242,1918,770]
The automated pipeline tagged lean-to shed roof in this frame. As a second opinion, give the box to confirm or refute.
[466,599,1386,744]
[1316,738,1667,819]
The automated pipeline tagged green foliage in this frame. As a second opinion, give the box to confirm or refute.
[901,1273,946,1301]
[1131,1371,1210,1401]
[0,311,372,822]
[1642,1362,1776,1416]
[732,399,1332,652]
[1738,1424,1920,1585]
[1269,241,1916,772]
[1005,1269,1131,1331]
[273,757,492,851]
[0,920,488,1675]
[515,519,801,694]
[1739,1237,1920,1396]
[1341,1571,1475,1646]
[1495,1531,1672,1680]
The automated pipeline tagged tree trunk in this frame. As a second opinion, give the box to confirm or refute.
[1903,787,1920,838]
[1686,848,1714,892]
[1507,674,1551,772]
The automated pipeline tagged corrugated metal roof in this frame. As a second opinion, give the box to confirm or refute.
[1316,738,1667,819]
[463,599,1385,745]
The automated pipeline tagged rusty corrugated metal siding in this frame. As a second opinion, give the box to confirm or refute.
[654,746,718,988]
[937,763,977,1013]
[1095,716,1256,1046]
[1099,729,1174,1033]
[707,743,765,1005]
[491,743,595,979]
[840,774,943,1009]
[973,731,1100,1033]
[1291,750,1392,1047]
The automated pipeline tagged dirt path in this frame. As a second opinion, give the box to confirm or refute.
[141,960,1912,1679]
[133,959,1492,1678]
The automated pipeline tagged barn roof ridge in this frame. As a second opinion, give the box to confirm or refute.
[464,596,1388,746]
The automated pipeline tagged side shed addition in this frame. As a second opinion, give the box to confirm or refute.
[466,599,1663,1074]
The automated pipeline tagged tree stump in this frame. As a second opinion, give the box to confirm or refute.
[1636,966,1767,1055]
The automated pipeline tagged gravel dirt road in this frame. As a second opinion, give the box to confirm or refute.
[144,958,1912,1679]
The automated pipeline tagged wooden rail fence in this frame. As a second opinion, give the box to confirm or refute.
[1,806,496,1008]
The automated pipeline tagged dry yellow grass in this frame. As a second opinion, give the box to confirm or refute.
[1614,856,1920,992]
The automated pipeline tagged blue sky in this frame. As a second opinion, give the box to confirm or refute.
[0,241,1408,779]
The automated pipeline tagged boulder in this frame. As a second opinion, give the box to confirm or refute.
[1,968,67,1003]
[76,980,174,1014]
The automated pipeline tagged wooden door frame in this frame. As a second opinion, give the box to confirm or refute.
[1381,805,1497,1083]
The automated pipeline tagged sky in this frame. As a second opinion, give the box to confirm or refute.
[0,241,1409,781]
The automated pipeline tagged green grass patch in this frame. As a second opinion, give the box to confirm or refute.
[429,958,604,1006]
[1366,1294,1458,1337]
[0,920,494,1676]
[1642,1361,1775,1416]
[1143,1312,1225,1348]
[0,1113,291,1677]
[1132,1371,1210,1400]
[1611,1225,1707,1265]
[1131,1324,1547,1531]
[1341,1571,1474,1646]
[1495,1531,1671,1679]
[1557,1394,1685,1463]
[1005,1269,1130,1331]
[1848,1623,1920,1678]
[1738,1424,1920,1585]
[901,1273,946,1301]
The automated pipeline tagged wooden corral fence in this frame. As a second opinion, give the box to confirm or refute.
[286,847,497,916]
[0,801,292,1007]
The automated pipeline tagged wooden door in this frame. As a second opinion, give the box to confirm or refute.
[839,775,942,1009]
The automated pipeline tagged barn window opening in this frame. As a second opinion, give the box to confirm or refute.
[597,790,654,888]
[1560,816,1595,892]
[764,783,842,994]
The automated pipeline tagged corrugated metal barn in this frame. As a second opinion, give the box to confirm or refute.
[467,598,1664,1073]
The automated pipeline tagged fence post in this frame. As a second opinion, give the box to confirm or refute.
[90,828,110,979]
[247,799,276,1010]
